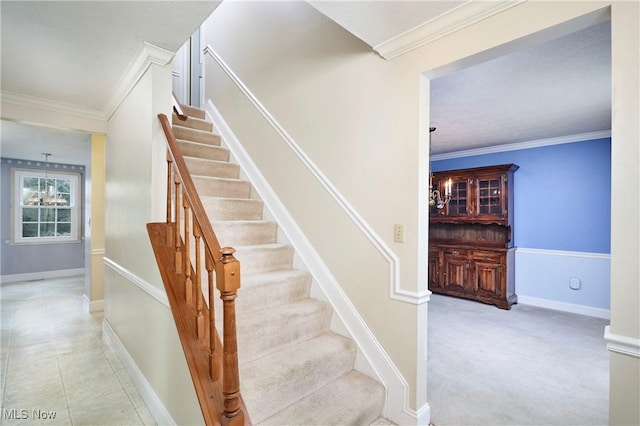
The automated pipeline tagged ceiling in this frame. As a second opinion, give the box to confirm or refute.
[1,1,611,164]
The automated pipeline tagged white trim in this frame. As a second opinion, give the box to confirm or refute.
[12,168,82,244]
[82,294,104,313]
[203,46,428,306]
[0,90,106,121]
[0,268,85,284]
[518,295,610,320]
[104,42,175,120]
[516,247,611,260]
[103,257,169,308]
[102,319,176,425]
[432,130,611,161]
[92,248,106,256]
[373,1,524,60]
[206,100,423,425]
[604,326,640,358]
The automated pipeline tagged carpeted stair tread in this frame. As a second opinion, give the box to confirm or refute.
[237,299,332,365]
[237,270,312,314]
[192,175,252,198]
[184,156,239,179]
[233,243,294,274]
[240,332,357,424]
[260,370,385,426]
[181,104,206,119]
[173,125,221,146]
[200,196,264,221]
[173,101,386,424]
[177,140,229,161]
[212,220,278,246]
[172,113,213,132]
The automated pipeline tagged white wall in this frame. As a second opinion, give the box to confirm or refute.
[203,1,427,416]
[201,1,639,423]
[104,60,203,425]
[609,2,640,424]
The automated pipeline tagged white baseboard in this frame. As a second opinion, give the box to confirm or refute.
[102,319,176,425]
[518,295,610,319]
[0,268,85,284]
[82,294,104,313]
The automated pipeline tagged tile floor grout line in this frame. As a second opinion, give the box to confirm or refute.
[1,276,156,425]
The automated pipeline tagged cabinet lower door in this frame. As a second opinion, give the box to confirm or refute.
[471,252,504,298]
[428,248,442,290]
[442,250,468,293]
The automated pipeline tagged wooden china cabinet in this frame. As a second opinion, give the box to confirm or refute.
[428,164,518,309]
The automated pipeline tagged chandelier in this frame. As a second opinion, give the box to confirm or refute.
[428,127,451,209]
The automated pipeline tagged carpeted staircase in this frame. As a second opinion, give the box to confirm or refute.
[171,105,386,425]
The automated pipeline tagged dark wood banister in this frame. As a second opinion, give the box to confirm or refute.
[147,110,249,425]
[172,93,188,121]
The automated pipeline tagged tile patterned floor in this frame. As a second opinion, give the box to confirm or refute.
[1,276,156,426]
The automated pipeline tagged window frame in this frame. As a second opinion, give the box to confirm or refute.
[11,168,82,244]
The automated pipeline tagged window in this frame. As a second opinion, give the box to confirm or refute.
[12,169,81,243]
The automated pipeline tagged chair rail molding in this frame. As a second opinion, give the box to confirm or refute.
[103,257,169,308]
[206,98,429,426]
[203,45,429,306]
[604,326,640,358]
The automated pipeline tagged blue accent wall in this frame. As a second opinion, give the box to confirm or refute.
[432,138,611,254]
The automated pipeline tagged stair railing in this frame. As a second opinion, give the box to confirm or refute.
[147,111,248,425]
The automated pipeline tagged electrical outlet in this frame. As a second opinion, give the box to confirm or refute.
[394,224,405,243]
[569,277,581,290]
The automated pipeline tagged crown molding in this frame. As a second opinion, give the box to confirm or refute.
[103,42,175,120]
[432,130,611,161]
[0,90,106,122]
[374,0,525,60]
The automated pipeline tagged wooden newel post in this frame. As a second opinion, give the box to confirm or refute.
[215,247,244,425]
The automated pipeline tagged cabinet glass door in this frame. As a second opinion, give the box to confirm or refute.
[477,177,503,215]
[447,180,468,216]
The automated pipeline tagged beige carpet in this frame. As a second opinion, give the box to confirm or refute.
[427,294,609,426]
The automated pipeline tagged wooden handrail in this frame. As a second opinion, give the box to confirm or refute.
[172,93,188,121]
[148,112,248,425]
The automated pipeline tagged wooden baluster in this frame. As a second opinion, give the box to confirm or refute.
[183,196,193,306]
[216,248,243,425]
[166,151,174,247]
[206,247,218,381]
[173,171,182,273]
[193,220,205,340]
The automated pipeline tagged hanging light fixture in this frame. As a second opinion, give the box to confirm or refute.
[428,127,451,209]
[41,153,53,206]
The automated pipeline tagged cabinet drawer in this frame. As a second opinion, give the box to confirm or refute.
[471,251,502,263]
